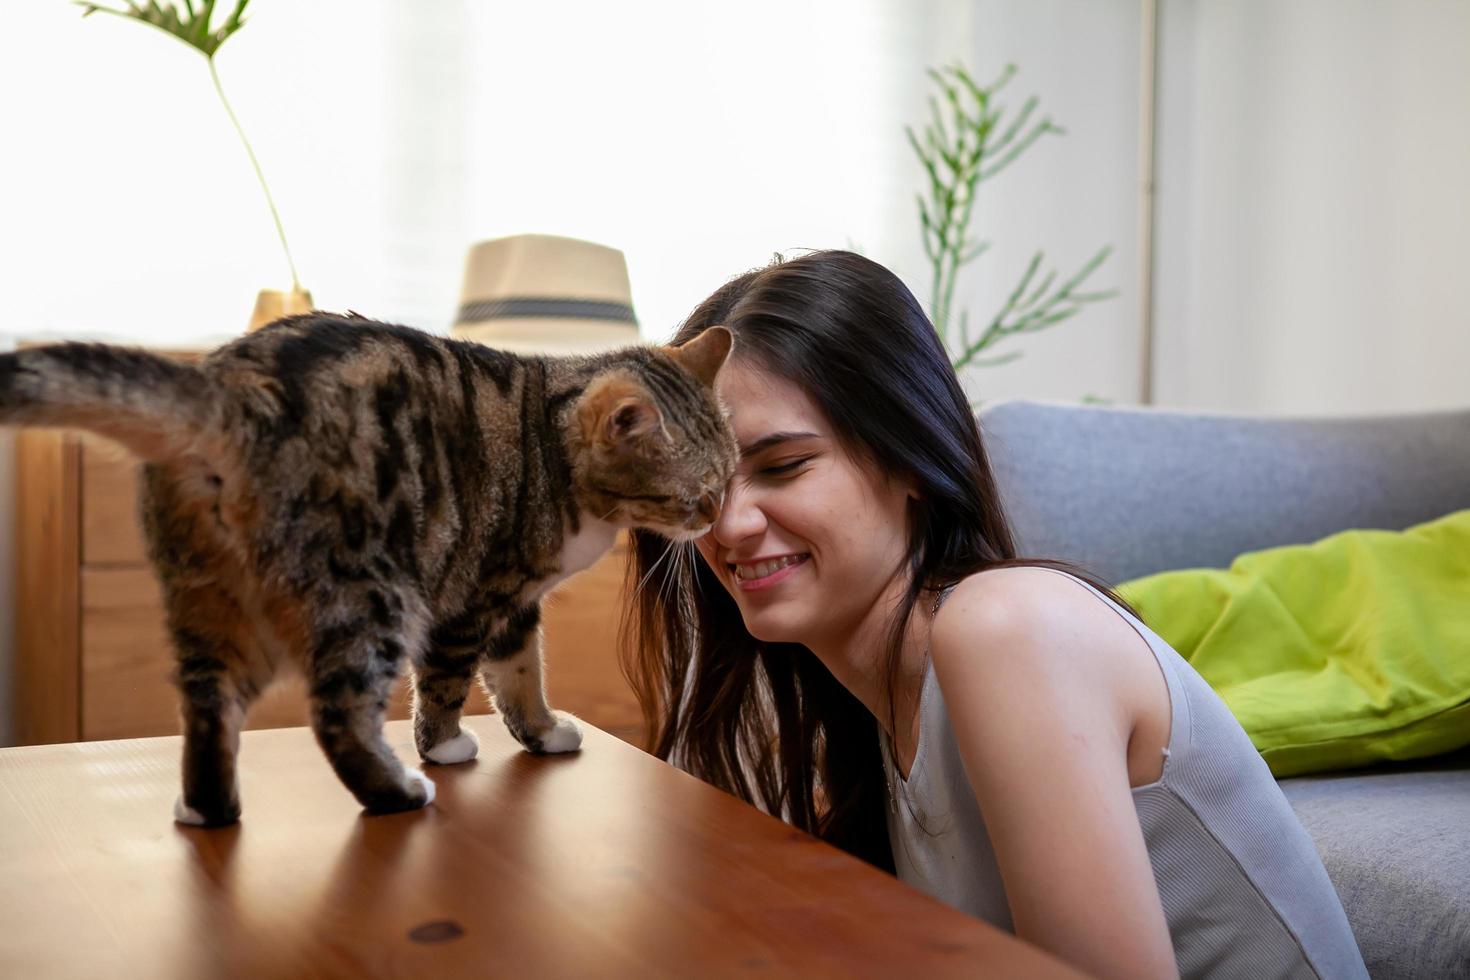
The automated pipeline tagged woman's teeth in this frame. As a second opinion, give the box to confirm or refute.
[734,554,809,581]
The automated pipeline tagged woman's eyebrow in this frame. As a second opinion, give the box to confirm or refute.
[739,430,821,460]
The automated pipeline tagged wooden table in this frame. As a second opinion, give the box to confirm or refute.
[0,715,1084,978]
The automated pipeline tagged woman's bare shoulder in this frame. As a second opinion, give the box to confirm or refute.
[932,565,1143,682]
[938,565,1111,636]
[946,563,1089,602]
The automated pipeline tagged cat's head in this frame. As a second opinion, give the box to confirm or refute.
[572,326,738,542]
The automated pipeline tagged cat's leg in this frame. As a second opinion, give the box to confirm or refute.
[479,604,583,754]
[306,599,435,815]
[168,610,260,827]
[147,483,263,828]
[411,609,485,765]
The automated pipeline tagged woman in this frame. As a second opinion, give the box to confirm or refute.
[623,251,1366,979]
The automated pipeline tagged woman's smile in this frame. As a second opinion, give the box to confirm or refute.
[730,552,812,591]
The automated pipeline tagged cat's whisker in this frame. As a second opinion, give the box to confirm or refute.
[672,542,692,611]
[673,542,688,601]
[685,542,707,603]
[669,543,686,611]
[656,538,681,613]
[631,540,676,605]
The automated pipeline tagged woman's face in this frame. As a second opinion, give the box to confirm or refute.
[695,357,916,646]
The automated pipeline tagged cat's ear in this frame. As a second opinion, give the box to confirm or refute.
[667,325,733,388]
[578,374,667,450]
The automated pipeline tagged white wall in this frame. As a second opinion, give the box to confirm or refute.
[1154,0,1470,414]
[944,1,1144,406]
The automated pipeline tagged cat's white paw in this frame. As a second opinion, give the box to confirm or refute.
[404,767,437,806]
[540,712,584,754]
[173,796,207,826]
[424,729,479,765]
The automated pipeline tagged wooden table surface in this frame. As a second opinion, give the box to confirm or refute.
[0,714,1084,979]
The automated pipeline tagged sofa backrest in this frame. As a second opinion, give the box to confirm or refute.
[978,400,1470,584]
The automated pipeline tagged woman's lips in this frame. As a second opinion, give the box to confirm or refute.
[732,553,811,592]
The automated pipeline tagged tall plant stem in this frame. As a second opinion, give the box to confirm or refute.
[208,57,299,289]
[909,64,1113,372]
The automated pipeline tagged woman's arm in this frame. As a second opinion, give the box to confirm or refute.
[930,569,1178,980]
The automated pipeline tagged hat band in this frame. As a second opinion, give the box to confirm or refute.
[457,297,637,326]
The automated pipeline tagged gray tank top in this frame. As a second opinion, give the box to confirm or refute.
[879,569,1367,979]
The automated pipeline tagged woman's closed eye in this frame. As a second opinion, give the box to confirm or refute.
[760,457,812,477]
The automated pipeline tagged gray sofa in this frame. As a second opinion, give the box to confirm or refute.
[980,399,1470,980]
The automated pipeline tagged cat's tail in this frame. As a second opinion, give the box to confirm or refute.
[0,343,220,461]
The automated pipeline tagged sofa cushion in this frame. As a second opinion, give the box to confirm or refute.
[1281,754,1470,980]
[1117,508,1470,777]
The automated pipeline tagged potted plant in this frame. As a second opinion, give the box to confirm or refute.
[78,0,311,329]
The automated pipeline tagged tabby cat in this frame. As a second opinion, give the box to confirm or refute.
[0,313,737,825]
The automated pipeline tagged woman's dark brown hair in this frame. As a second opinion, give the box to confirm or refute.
[621,250,1130,872]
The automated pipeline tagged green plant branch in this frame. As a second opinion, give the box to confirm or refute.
[979,117,1061,181]
[208,58,299,289]
[907,64,1060,348]
[78,0,300,288]
[78,0,250,57]
[950,245,1116,372]
[907,62,1115,374]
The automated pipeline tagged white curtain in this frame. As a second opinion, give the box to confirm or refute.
[1153,0,1470,414]
[0,1,956,344]
[0,0,1143,407]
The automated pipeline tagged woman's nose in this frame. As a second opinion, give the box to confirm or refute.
[712,483,763,544]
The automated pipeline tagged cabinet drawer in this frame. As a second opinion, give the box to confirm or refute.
[78,353,204,565]
[77,567,451,741]
[80,567,176,740]
[80,436,148,565]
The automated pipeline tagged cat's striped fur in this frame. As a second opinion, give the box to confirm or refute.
[0,313,737,825]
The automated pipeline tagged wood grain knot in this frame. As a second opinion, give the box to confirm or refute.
[408,919,466,944]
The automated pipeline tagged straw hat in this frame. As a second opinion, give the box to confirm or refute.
[451,234,642,355]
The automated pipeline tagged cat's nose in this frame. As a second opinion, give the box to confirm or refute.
[697,489,723,523]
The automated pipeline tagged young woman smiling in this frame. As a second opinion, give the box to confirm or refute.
[623,251,1366,980]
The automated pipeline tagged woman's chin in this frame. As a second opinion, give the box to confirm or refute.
[739,607,811,645]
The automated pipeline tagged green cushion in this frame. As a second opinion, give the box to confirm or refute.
[1118,509,1470,777]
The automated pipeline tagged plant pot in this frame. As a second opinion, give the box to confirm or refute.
[247,287,314,332]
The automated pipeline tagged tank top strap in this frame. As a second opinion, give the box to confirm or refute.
[931,582,959,616]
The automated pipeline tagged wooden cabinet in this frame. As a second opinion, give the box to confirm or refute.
[14,430,645,748]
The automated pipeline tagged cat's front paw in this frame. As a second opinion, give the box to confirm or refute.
[504,709,584,754]
[404,767,437,806]
[538,711,584,754]
[423,728,479,765]
[363,767,437,815]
